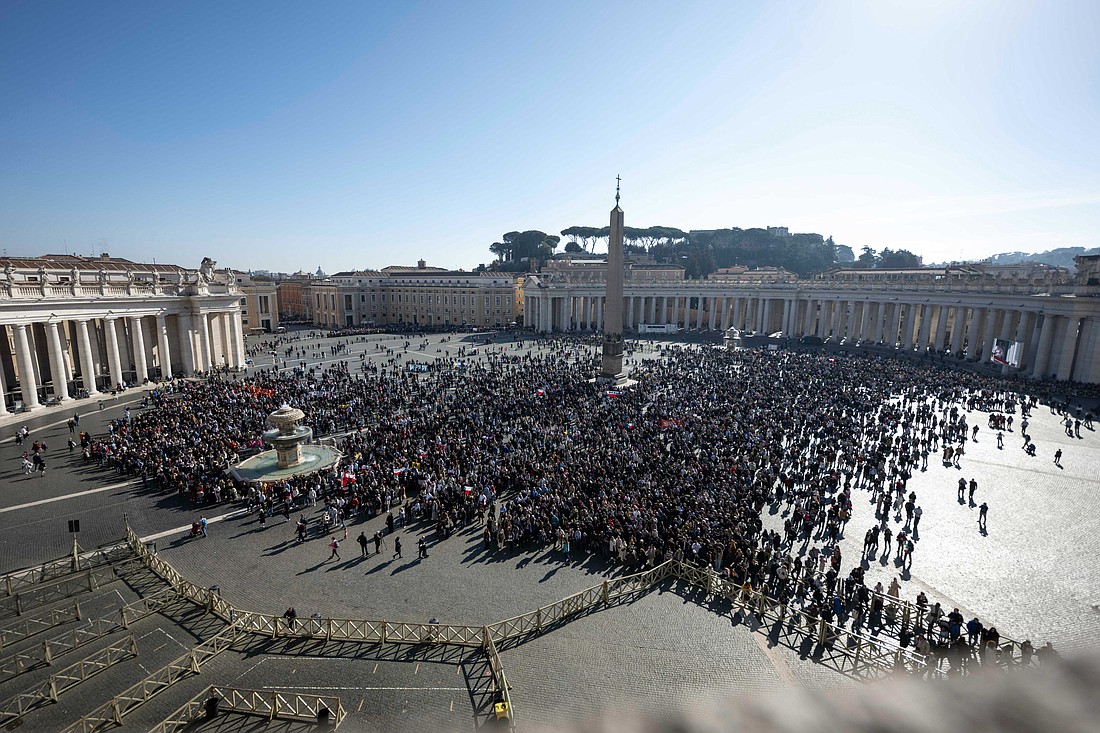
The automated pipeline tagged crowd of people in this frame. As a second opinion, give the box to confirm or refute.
[80,331,1085,672]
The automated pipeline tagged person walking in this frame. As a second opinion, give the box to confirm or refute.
[392,536,403,560]
[418,536,429,559]
[1053,448,1063,467]
[199,515,208,538]
[357,532,369,557]
[373,530,384,555]
[978,502,989,531]
[327,536,341,561]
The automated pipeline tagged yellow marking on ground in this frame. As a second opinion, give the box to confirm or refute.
[373,663,378,674]
[414,663,420,675]
[358,698,365,712]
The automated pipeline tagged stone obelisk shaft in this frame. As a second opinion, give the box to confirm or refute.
[601,202,625,379]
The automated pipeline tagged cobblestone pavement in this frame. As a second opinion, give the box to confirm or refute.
[1,329,1097,731]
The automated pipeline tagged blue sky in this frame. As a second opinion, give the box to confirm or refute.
[2,0,1098,272]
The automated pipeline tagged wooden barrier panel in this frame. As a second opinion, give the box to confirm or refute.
[0,634,137,726]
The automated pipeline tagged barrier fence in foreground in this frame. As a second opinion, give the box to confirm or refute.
[50,526,1035,732]
[150,685,347,732]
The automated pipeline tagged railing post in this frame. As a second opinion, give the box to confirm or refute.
[271,691,278,720]
[4,576,12,596]
[601,581,609,604]
[756,591,766,617]
[853,637,863,672]
[74,601,82,621]
[481,626,490,649]
[87,571,96,591]
[111,698,123,725]
[14,593,21,617]
[326,618,333,641]
[817,618,827,645]
[381,621,388,644]
[901,601,911,632]
[130,633,139,658]
[535,608,542,632]
[48,675,59,701]
[190,649,201,673]
[43,640,52,665]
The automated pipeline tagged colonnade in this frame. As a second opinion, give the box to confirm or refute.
[523,289,1100,384]
[0,308,246,414]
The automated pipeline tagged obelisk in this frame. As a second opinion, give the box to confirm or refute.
[600,177,625,380]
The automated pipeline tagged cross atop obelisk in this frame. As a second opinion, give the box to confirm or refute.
[600,176,625,380]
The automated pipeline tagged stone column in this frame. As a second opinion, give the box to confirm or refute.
[1012,311,1034,370]
[965,308,984,359]
[75,320,100,395]
[45,322,70,401]
[0,343,7,413]
[178,311,197,373]
[155,315,173,379]
[950,307,966,354]
[1082,319,1100,385]
[1053,317,1080,380]
[103,318,124,389]
[1030,315,1056,378]
[900,304,916,350]
[931,306,947,352]
[233,310,246,366]
[13,324,40,409]
[916,305,933,351]
[980,310,1000,362]
[130,316,148,382]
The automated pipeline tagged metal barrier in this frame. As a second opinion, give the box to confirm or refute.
[0,634,137,726]
[1,543,134,597]
[0,587,176,683]
[63,626,238,733]
[0,559,143,619]
[150,685,346,731]
[485,636,514,728]
[0,602,82,651]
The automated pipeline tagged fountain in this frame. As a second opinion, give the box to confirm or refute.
[231,404,341,483]
[265,404,312,468]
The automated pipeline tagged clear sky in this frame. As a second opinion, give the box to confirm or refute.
[2,0,1098,273]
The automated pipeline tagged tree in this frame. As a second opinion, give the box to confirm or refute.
[857,246,878,268]
[835,243,855,263]
[564,241,583,253]
[877,248,923,269]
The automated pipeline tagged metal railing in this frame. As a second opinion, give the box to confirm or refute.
[0,587,176,683]
[0,634,137,726]
[0,602,82,651]
[150,685,346,732]
[63,626,238,733]
[0,559,143,619]
[1,543,134,598]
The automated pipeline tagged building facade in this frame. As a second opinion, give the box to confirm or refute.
[309,262,518,328]
[0,254,246,413]
[232,272,280,333]
[524,260,1100,384]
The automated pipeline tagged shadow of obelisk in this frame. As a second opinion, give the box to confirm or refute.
[600,178,625,382]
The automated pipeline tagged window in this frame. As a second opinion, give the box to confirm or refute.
[258,295,270,313]
[344,294,353,310]
[495,295,501,306]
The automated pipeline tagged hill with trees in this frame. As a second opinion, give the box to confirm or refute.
[485,225,926,278]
